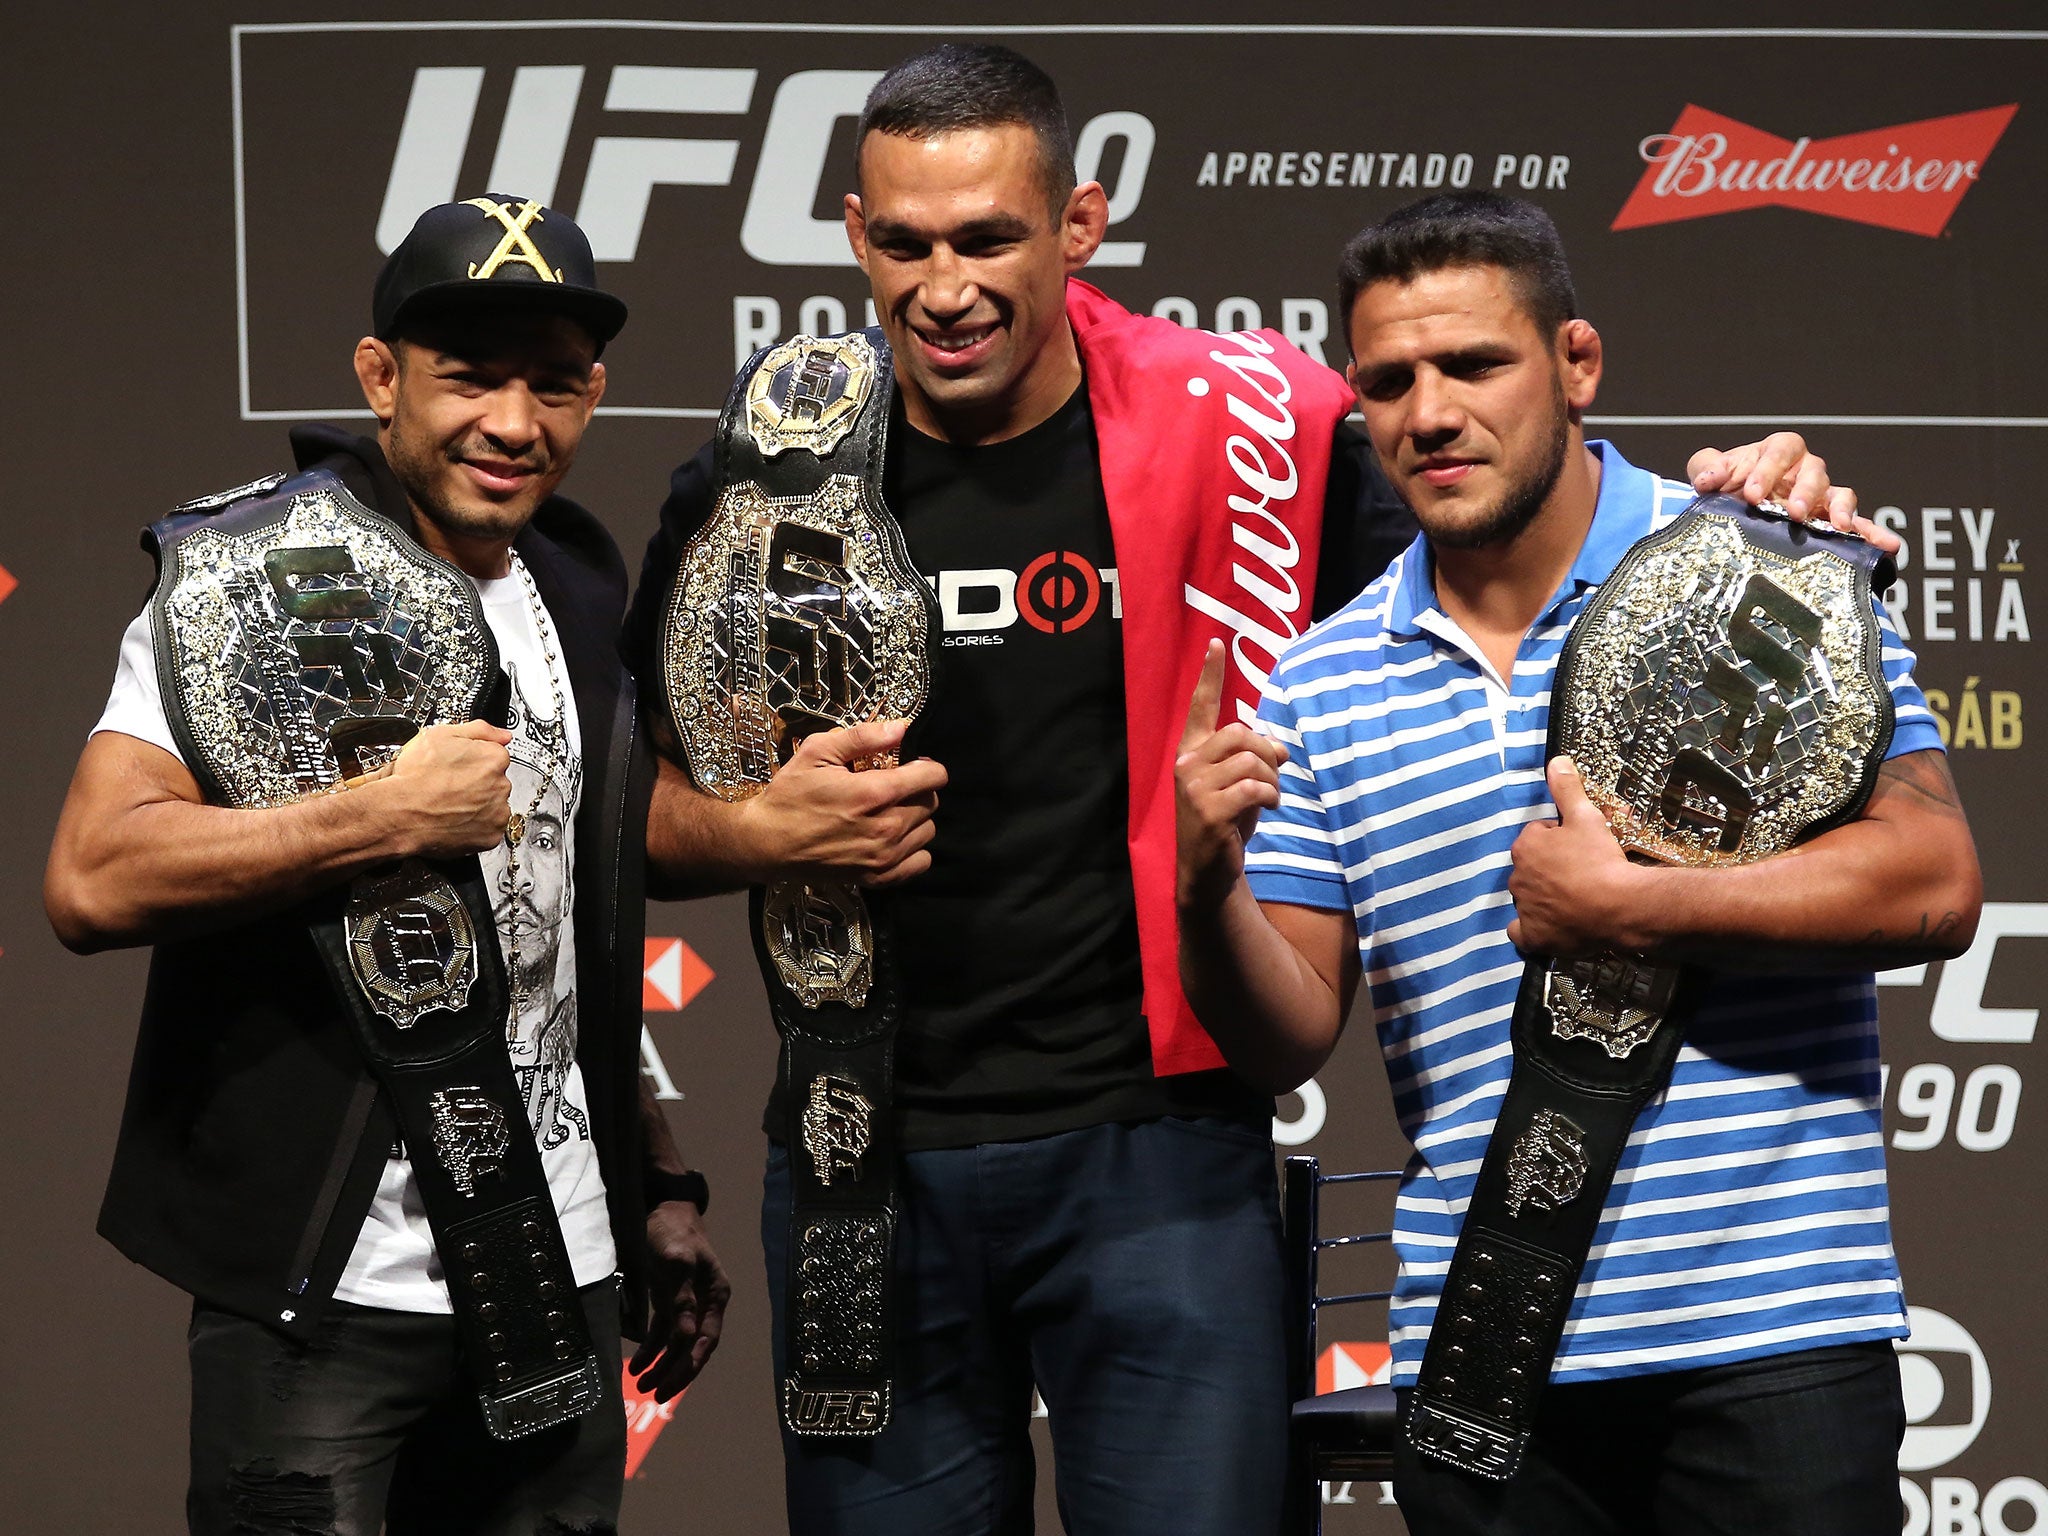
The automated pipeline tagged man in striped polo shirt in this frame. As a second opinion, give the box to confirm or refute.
[1175,192,1983,1534]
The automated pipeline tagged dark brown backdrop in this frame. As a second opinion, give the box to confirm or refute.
[6,5,2042,1533]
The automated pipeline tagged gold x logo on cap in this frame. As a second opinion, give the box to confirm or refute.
[461,198,563,283]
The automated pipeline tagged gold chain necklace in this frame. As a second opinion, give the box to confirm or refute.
[502,551,568,1039]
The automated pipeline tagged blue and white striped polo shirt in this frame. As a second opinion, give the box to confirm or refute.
[1245,441,1942,1385]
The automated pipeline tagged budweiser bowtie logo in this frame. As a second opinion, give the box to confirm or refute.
[1612,104,2017,237]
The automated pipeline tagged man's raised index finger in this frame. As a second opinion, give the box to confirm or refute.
[1180,640,1228,754]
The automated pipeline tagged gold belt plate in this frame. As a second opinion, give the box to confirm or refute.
[1555,510,1888,869]
[662,335,931,1011]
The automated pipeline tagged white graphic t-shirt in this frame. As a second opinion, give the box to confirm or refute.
[93,558,617,1312]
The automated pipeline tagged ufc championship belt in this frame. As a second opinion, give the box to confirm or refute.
[659,331,935,1437]
[1406,495,1897,1481]
[146,469,606,1440]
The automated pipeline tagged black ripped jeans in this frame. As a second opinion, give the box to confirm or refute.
[185,1281,624,1536]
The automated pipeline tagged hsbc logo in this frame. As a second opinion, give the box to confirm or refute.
[1612,103,2016,237]
[378,63,1154,268]
[1316,1341,1391,1393]
[640,936,712,1104]
[644,935,713,1012]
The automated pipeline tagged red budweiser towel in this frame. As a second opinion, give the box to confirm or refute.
[1068,279,1355,1075]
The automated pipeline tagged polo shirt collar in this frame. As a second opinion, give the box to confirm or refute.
[1563,439,1658,596]
[1386,528,1437,637]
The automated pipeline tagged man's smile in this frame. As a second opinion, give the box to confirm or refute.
[911,320,1002,371]
[458,456,542,496]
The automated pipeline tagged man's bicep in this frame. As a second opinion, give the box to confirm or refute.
[72,730,208,817]
[1863,748,1971,830]
[1262,898,1362,1018]
[1855,748,1979,916]
[47,730,208,943]
[1818,747,1981,959]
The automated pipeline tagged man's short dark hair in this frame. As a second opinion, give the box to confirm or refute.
[1337,193,1578,352]
[855,44,1077,217]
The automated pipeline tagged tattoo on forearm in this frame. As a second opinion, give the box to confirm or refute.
[1876,751,1965,816]
[1859,910,1965,951]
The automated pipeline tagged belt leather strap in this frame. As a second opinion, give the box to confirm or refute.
[759,889,902,1437]
[1403,965,1697,1478]
[307,869,605,1438]
[147,470,603,1439]
[1407,496,1897,1480]
[660,331,936,1436]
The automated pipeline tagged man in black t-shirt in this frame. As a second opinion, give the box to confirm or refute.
[628,46,1864,1536]
[639,389,1399,1152]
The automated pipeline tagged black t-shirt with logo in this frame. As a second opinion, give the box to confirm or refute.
[629,385,1415,1151]
[884,384,1277,1147]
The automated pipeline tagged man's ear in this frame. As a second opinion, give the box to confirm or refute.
[1561,318,1602,415]
[1062,181,1109,272]
[584,360,607,419]
[354,337,399,425]
[843,193,870,273]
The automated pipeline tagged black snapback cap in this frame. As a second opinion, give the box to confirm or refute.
[373,194,628,347]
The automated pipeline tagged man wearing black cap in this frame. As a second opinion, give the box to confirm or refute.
[46,195,727,1535]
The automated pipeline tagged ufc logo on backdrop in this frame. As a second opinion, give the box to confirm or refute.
[378,64,1154,266]
[1881,901,2048,1045]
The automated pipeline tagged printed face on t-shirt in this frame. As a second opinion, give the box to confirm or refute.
[496,785,567,998]
[494,661,577,1012]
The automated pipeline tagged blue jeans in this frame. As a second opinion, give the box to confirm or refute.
[763,1116,1290,1536]
[1392,1341,1907,1535]
[186,1280,625,1536]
